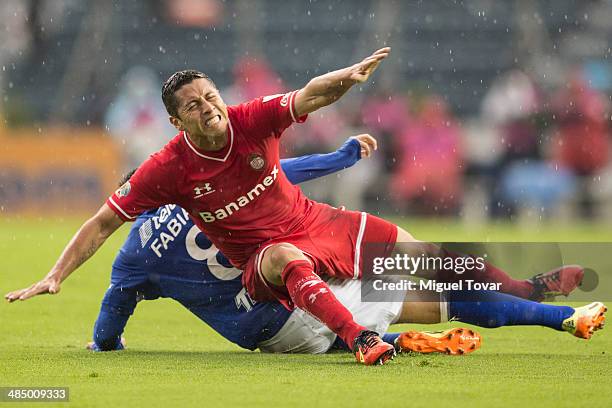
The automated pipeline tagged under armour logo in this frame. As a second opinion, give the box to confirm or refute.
[308,287,328,304]
[194,183,215,198]
[298,278,321,291]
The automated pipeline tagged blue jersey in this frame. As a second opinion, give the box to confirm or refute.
[111,204,290,349]
[93,139,362,351]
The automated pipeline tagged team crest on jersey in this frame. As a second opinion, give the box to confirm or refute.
[280,93,290,107]
[116,181,131,198]
[248,153,265,171]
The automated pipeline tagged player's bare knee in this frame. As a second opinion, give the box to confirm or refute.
[260,243,307,285]
[394,227,424,256]
[392,241,437,258]
[268,243,307,266]
[392,226,440,258]
[395,226,416,243]
[397,291,444,324]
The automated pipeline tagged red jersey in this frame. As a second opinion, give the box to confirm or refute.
[107,90,317,268]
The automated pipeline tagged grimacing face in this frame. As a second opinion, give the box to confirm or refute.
[170,78,229,144]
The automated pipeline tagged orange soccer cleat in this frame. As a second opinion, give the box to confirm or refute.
[562,302,606,339]
[353,330,396,366]
[395,328,482,355]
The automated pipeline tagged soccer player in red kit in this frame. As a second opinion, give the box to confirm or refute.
[6,47,590,365]
[105,47,402,364]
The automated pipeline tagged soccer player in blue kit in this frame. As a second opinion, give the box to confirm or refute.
[86,136,602,355]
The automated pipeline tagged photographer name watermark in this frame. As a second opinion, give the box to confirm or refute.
[372,278,501,292]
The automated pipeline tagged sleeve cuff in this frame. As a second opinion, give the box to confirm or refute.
[106,197,136,221]
[289,90,308,123]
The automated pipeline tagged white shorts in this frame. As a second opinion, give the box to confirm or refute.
[257,278,404,354]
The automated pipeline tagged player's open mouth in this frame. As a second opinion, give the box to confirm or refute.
[205,115,221,127]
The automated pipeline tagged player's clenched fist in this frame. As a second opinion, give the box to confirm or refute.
[5,275,61,302]
[348,47,391,83]
[351,134,378,158]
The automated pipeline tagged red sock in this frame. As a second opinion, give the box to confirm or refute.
[281,260,366,349]
[440,250,534,299]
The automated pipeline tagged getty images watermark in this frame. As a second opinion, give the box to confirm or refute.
[360,242,604,303]
[371,252,501,292]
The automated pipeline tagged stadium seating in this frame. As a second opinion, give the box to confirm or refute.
[6,0,586,124]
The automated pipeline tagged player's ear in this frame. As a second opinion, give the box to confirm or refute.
[169,115,183,131]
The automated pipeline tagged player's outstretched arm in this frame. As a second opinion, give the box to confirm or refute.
[4,203,124,302]
[280,134,378,184]
[293,47,390,117]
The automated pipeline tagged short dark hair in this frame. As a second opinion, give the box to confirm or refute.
[118,168,138,186]
[161,70,216,117]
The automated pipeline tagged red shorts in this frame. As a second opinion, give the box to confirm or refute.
[242,204,398,309]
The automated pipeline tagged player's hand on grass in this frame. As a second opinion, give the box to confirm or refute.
[349,47,391,83]
[4,275,62,302]
[351,134,378,158]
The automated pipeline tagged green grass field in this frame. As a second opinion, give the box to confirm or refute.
[1,217,611,407]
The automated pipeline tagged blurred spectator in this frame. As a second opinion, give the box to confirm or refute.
[390,95,463,214]
[1,1,32,57]
[550,68,611,217]
[230,56,285,102]
[480,70,544,218]
[225,55,299,155]
[551,68,610,176]
[361,92,412,173]
[164,0,223,27]
[484,70,541,156]
[482,70,540,126]
[583,60,612,93]
[0,1,32,126]
[498,162,576,216]
[104,66,176,170]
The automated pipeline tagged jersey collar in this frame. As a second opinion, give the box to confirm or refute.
[182,120,234,162]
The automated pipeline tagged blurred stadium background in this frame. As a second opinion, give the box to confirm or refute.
[1,0,611,224]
